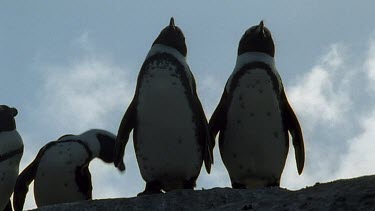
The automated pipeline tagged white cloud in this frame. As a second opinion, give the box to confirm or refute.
[39,58,132,132]
[282,34,375,190]
[336,34,375,179]
[22,33,137,210]
[337,110,375,178]
[281,44,356,189]
[366,35,375,88]
[198,74,226,115]
[32,32,133,133]
[287,44,352,126]
[20,28,375,210]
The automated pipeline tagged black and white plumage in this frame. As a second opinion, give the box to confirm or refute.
[209,21,305,188]
[114,17,213,195]
[0,105,23,211]
[13,129,123,211]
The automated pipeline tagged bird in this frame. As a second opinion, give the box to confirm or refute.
[114,17,214,195]
[0,105,23,211]
[209,20,305,188]
[13,129,124,211]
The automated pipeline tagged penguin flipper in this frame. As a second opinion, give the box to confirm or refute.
[209,88,228,141]
[197,99,214,174]
[114,98,136,171]
[75,165,92,200]
[13,146,45,211]
[190,74,214,174]
[282,91,305,174]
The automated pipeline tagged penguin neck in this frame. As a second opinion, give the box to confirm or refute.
[0,121,16,132]
[0,130,23,153]
[226,52,281,93]
[145,43,194,93]
[146,44,187,64]
[235,52,276,71]
[78,131,101,159]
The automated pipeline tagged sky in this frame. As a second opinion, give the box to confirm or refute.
[1,1,375,209]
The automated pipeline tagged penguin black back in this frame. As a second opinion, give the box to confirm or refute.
[152,17,187,57]
[0,105,18,131]
[238,20,275,57]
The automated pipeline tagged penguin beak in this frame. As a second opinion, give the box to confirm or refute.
[169,17,176,30]
[258,20,265,36]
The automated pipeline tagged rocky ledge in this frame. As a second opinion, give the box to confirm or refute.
[32,175,375,211]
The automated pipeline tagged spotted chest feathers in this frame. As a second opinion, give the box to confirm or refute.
[221,64,288,185]
[135,53,203,185]
[34,141,92,206]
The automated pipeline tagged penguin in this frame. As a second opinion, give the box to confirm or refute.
[13,129,124,211]
[114,17,214,195]
[0,105,23,211]
[209,21,305,188]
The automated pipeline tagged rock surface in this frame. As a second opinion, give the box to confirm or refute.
[32,175,375,211]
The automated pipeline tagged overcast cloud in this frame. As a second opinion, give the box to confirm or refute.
[21,34,138,208]
[20,27,375,211]
[282,33,375,189]
[2,2,375,210]
[335,35,375,179]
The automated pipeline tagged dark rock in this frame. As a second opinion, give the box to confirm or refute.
[31,175,375,211]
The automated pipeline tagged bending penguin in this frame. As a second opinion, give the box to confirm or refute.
[209,21,305,188]
[13,129,124,211]
[0,105,23,211]
[114,17,214,195]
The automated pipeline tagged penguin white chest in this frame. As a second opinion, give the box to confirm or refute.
[34,142,90,206]
[0,130,23,211]
[136,59,202,183]
[221,68,288,184]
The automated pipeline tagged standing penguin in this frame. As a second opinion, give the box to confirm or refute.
[13,129,124,211]
[209,21,305,188]
[114,17,213,195]
[0,105,23,211]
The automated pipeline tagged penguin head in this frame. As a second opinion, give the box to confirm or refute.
[238,20,275,57]
[94,130,125,172]
[0,105,18,131]
[96,133,115,163]
[152,17,187,57]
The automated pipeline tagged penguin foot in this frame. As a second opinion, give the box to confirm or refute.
[183,178,197,189]
[4,200,12,211]
[138,181,163,196]
[137,189,163,196]
[266,181,280,187]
